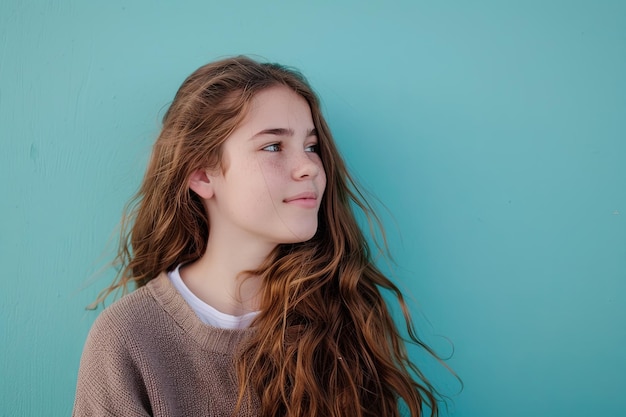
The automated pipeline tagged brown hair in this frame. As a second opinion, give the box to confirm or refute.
[98,56,446,416]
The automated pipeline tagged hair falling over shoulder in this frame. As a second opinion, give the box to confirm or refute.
[95,56,452,416]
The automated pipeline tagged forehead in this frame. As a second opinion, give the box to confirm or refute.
[243,86,313,127]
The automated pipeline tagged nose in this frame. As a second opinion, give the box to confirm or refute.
[292,151,322,180]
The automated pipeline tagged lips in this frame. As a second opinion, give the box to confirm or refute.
[283,192,319,208]
[283,192,317,203]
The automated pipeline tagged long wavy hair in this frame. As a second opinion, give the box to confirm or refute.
[97,56,445,417]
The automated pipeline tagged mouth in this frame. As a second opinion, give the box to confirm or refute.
[284,192,317,202]
[283,192,319,208]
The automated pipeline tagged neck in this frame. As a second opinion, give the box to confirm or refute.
[180,234,274,316]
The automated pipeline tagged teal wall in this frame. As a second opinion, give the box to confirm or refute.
[1,1,624,416]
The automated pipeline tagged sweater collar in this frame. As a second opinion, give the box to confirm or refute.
[146,273,256,353]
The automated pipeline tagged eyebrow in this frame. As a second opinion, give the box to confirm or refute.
[251,127,318,139]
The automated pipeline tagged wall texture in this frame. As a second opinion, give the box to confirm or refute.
[1,1,624,416]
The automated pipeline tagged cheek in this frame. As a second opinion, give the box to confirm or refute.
[254,158,287,187]
[230,159,281,206]
[257,155,285,173]
[318,164,327,192]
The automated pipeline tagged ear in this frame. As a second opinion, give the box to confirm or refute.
[188,168,214,200]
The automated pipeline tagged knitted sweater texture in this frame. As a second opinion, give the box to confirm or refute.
[73,273,259,416]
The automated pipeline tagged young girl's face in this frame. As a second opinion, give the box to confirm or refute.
[203,86,326,250]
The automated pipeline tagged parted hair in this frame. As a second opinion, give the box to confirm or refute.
[99,56,443,417]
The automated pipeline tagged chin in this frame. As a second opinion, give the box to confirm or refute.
[280,227,318,244]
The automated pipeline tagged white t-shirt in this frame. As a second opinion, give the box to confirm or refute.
[168,265,259,329]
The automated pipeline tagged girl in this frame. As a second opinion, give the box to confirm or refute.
[73,56,443,417]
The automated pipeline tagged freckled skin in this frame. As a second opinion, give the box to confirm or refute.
[206,86,326,250]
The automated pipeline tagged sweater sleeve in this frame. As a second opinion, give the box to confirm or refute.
[72,309,152,417]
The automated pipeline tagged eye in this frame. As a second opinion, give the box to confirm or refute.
[305,143,320,153]
[262,143,281,152]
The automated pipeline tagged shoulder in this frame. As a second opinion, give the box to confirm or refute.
[74,276,171,417]
[87,274,169,350]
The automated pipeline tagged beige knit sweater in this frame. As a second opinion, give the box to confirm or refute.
[73,273,259,416]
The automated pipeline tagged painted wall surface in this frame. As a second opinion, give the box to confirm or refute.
[1,1,624,416]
